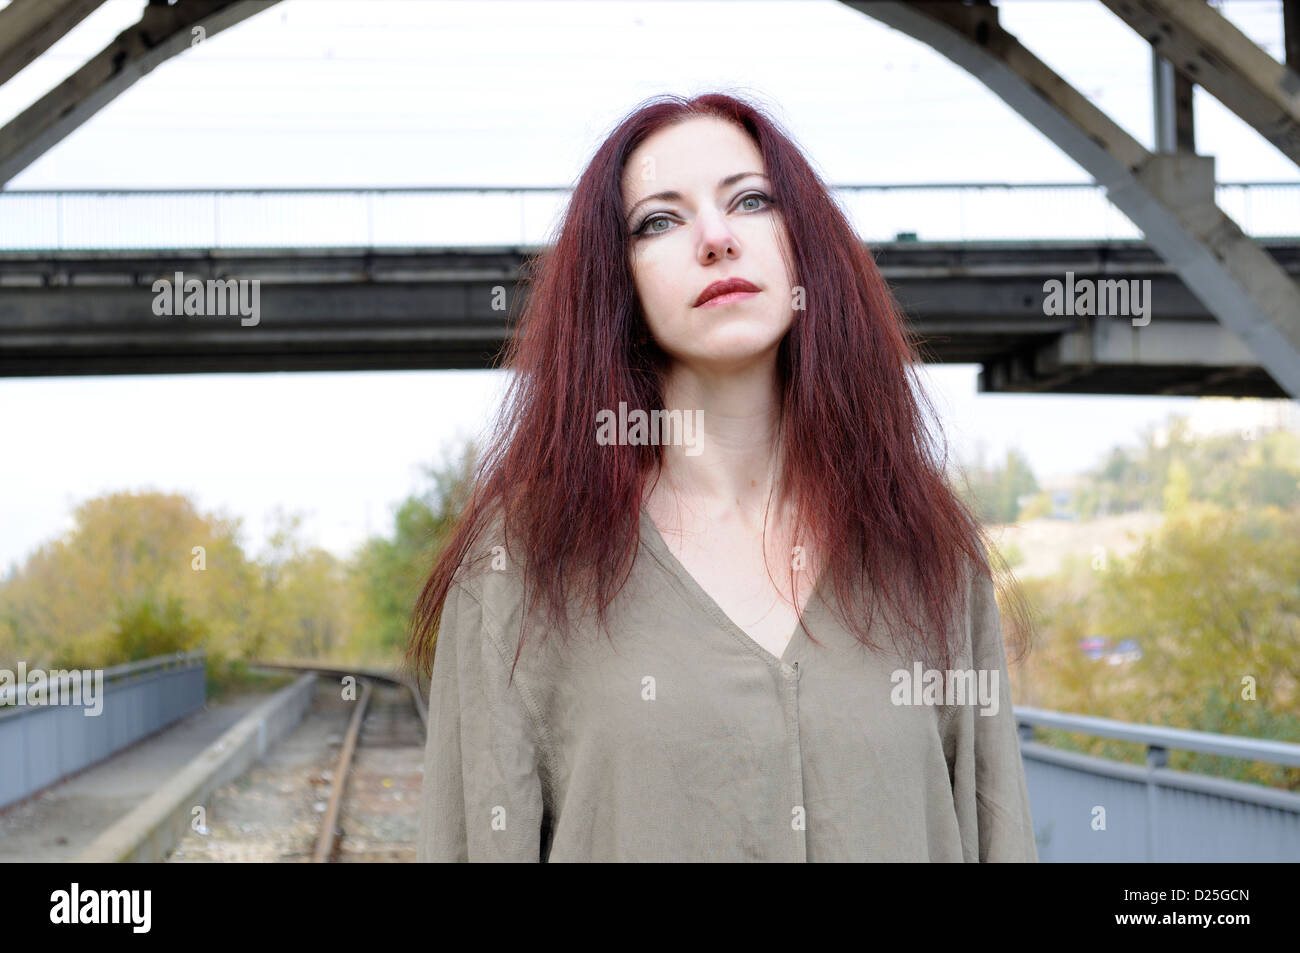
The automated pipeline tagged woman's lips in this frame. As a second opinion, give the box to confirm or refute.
[696,290,759,308]
[694,277,761,306]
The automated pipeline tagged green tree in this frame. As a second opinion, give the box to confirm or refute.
[0,490,367,674]
[1163,458,1191,514]
[954,445,1040,523]
[0,491,258,668]
[351,439,479,661]
[1022,501,1300,790]
[1071,414,1300,518]
[100,590,209,665]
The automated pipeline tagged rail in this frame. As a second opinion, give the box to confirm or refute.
[1014,707,1300,861]
[0,182,1295,250]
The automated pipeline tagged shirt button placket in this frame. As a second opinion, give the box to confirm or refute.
[781,660,807,862]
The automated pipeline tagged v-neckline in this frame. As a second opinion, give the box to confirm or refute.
[638,504,821,668]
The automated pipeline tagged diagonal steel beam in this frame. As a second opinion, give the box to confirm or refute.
[845,0,1300,399]
[0,0,109,88]
[0,0,282,187]
[1100,0,1300,168]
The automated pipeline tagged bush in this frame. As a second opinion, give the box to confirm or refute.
[106,591,208,663]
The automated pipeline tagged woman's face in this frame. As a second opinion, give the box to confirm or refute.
[622,116,797,373]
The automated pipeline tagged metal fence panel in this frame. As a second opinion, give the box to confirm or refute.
[0,654,206,810]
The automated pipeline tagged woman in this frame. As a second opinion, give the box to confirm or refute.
[409,92,1039,862]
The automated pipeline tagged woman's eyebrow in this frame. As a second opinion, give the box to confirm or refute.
[625,171,769,223]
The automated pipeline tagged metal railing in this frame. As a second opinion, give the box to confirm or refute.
[0,651,207,810]
[1014,706,1300,862]
[0,650,205,707]
[0,182,1295,250]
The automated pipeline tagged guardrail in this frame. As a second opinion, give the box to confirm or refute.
[76,672,316,863]
[0,651,207,810]
[1015,706,1300,862]
[0,182,1295,250]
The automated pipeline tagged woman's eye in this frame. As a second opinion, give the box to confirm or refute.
[633,192,772,237]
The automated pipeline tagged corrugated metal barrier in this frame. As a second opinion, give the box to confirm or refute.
[0,651,207,810]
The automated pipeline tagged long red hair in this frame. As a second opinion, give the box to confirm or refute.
[406,92,1033,686]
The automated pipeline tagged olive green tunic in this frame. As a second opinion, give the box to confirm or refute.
[417,506,1039,862]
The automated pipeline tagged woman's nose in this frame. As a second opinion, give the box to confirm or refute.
[697,211,739,261]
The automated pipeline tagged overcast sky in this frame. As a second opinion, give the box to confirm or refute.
[0,0,1296,575]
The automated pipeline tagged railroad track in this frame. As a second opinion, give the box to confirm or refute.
[252,663,427,863]
[162,662,428,863]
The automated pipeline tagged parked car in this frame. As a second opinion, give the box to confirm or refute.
[1079,636,1108,661]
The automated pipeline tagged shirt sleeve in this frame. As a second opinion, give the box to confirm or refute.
[946,563,1040,862]
[416,579,548,862]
